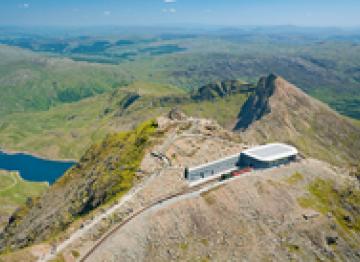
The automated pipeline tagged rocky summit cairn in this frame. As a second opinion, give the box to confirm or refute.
[168,108,187,121]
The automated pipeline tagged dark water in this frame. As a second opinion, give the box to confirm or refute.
[0,150,75,184]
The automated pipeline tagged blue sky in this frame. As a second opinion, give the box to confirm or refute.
[0,0,359,27]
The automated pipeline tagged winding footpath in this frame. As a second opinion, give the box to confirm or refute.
[0,173,17,192]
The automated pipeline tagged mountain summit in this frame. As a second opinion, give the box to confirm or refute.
[235,74,360,165]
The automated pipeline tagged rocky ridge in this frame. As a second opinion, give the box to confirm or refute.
[192,80,254,101]
[235,74,360,165]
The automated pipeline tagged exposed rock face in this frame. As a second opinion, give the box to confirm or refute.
[235,74,277,130]
[114,92,141,116]
[192,80,254,101]
[119,92,141,110]
[234,74,360,165]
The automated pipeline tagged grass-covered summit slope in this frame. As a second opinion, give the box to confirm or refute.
[0,119,160,251]
[298,177,360,234]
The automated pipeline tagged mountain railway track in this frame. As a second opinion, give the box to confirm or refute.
[79,176,221,262]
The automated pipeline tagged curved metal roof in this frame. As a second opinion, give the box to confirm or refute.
[241,143,298,162]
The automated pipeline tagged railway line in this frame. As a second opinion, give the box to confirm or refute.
[79,174,226,262]
[42,128,257,261]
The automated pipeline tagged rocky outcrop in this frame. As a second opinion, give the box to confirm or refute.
[192,80,254,101]
[234,74,277,130]
[114,92,141,116]
[168,108,187,121]
[119,92,140,110]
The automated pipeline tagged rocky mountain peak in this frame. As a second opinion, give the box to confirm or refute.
[234,74,360,165]
[234,73,278,130]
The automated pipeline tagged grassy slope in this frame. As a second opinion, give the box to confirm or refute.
[181,93,250,129]
[0,81,248,160]
[0,45,130,116]
[0,171,48,228]
[309,89,360,120]
[298,177,360,234]
[0,94,113,159]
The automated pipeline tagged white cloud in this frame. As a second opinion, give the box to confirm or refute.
[164,0,176,3]
[19,3,30,9]
[162,8,176,13]
[104,11,111,16]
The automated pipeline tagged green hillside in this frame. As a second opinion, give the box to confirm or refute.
[0,171,48,229]
[0,120,160,251]
[0,45,131,116]
[0,80,250,160]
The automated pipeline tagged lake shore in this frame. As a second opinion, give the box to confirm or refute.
[0,149,76,184]
[0,170,50,187]
[0,147,77,163]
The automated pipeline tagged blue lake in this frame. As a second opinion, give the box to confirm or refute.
[0,150,75,184]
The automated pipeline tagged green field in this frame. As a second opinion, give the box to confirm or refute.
[0,171,48,228]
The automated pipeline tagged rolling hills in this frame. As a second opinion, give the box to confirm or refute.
[0,80,250,160]
[0,45,131,116]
